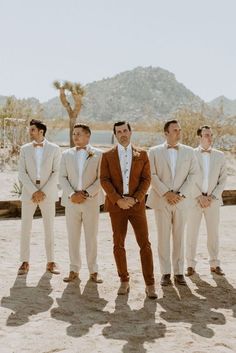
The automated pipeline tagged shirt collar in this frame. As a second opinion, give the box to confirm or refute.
[118,143,132,153]
[200,145,212,152]
[32,139,46,146]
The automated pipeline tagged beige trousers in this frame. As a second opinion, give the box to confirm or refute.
[154,205,187,275]
[20,200,55,262]
[186,201,220,268]
[65,199,99,274]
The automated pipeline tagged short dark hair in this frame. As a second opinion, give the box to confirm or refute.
[113,121,131,135]
[164,119,179,133]
[73,123,91,135]
[197,125,211,137]
[30,119,47,136]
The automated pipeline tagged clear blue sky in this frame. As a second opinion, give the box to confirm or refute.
[0,0,235,102]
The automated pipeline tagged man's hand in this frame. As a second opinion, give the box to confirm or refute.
[123,196,137,207]
[164,191,182,205]
[197,195,211,208]
[71,191,87,204]
[117,198,131,210]
[32,190,46,203]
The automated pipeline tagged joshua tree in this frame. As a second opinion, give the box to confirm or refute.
[53,80,85,146]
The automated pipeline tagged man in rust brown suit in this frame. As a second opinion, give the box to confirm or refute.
[100,121,157,299]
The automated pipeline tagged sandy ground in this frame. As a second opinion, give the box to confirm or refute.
[0,206,236,353]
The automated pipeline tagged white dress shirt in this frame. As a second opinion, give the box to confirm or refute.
[76,145,89,190]
[118,143,132,195]
[33,139,45,180]
[200,146,211,194]
[166,143,178,180]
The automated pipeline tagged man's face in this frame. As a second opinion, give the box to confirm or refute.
[72,127,90,147]
[165,123,181,143]
[114,123,132,147]
[200,128,213,146]
[29,125,43,141]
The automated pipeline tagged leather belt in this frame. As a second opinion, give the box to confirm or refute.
[202,192,207,196]
[36,180,40,185]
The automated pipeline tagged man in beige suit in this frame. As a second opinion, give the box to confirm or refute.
[18,119,61,275]
[147,119,198,286]
[186,125,227,276]
[59,123,103,284]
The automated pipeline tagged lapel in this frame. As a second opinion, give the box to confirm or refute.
[129,145,139,177]
[83,146,95,173]
[208,149,216,182]
[195,146,204,172]
[72,147,79,174]
[162,143,173,174]
[40,140,50,166]
[29,143,37,169]
[110,146,123,179]
[174,144,184,175]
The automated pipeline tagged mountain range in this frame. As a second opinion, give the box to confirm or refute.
[1,66,236,121]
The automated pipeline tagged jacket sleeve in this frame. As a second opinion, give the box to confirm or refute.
[100,153,122,205]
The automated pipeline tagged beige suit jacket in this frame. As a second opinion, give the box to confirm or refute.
[59,145,104,207]
[147,143,198,210]
[18,140,61,202]
[192,146,227,204]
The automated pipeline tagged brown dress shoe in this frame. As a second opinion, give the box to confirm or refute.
[145,285,158,299]
[174,274,187,285]
[63,271,79,283]
[90,272,103,283]
[18,262,29,275]
[211,266,225,276]
[117,281,130,295]
[161,274,172,286]
[46,262,60,275]
[186,267,195,276]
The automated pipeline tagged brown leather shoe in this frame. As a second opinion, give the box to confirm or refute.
[90,272,103,283]
[117,281,130,295]
[211,266,225,276]
[63,271,79,283]
[161,274,172,286]
[145,285,158,299]
[174,274,187,285]
[186,267,195,276]
[18,262,29,275]
[46,262,60,275]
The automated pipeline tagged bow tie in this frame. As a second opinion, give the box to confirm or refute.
[201,149,211,153]
[33,143,43,148]
[167,145,179,150]
[76,146,87,151]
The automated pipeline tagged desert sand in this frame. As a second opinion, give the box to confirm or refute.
[0,205,236,353]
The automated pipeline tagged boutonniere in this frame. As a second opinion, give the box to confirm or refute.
[86,150,94,160]
[133,150,141,161]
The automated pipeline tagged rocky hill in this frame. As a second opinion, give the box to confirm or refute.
[208,96,236,117]
[1,67,235,122]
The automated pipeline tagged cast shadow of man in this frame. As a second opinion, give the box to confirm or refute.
[102,295,166,353]
[51,280,109,337]
[1,272,53,326]
[190,274,236,319]
[158,280,226,338]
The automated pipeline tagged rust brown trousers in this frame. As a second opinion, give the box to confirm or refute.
[100,145,155,285]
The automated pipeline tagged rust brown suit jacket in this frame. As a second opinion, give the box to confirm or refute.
[100,145,151,212]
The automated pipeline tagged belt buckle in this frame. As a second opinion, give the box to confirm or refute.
[36,180,40,185]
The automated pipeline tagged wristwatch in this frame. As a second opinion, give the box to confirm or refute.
[83,190,90,198]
